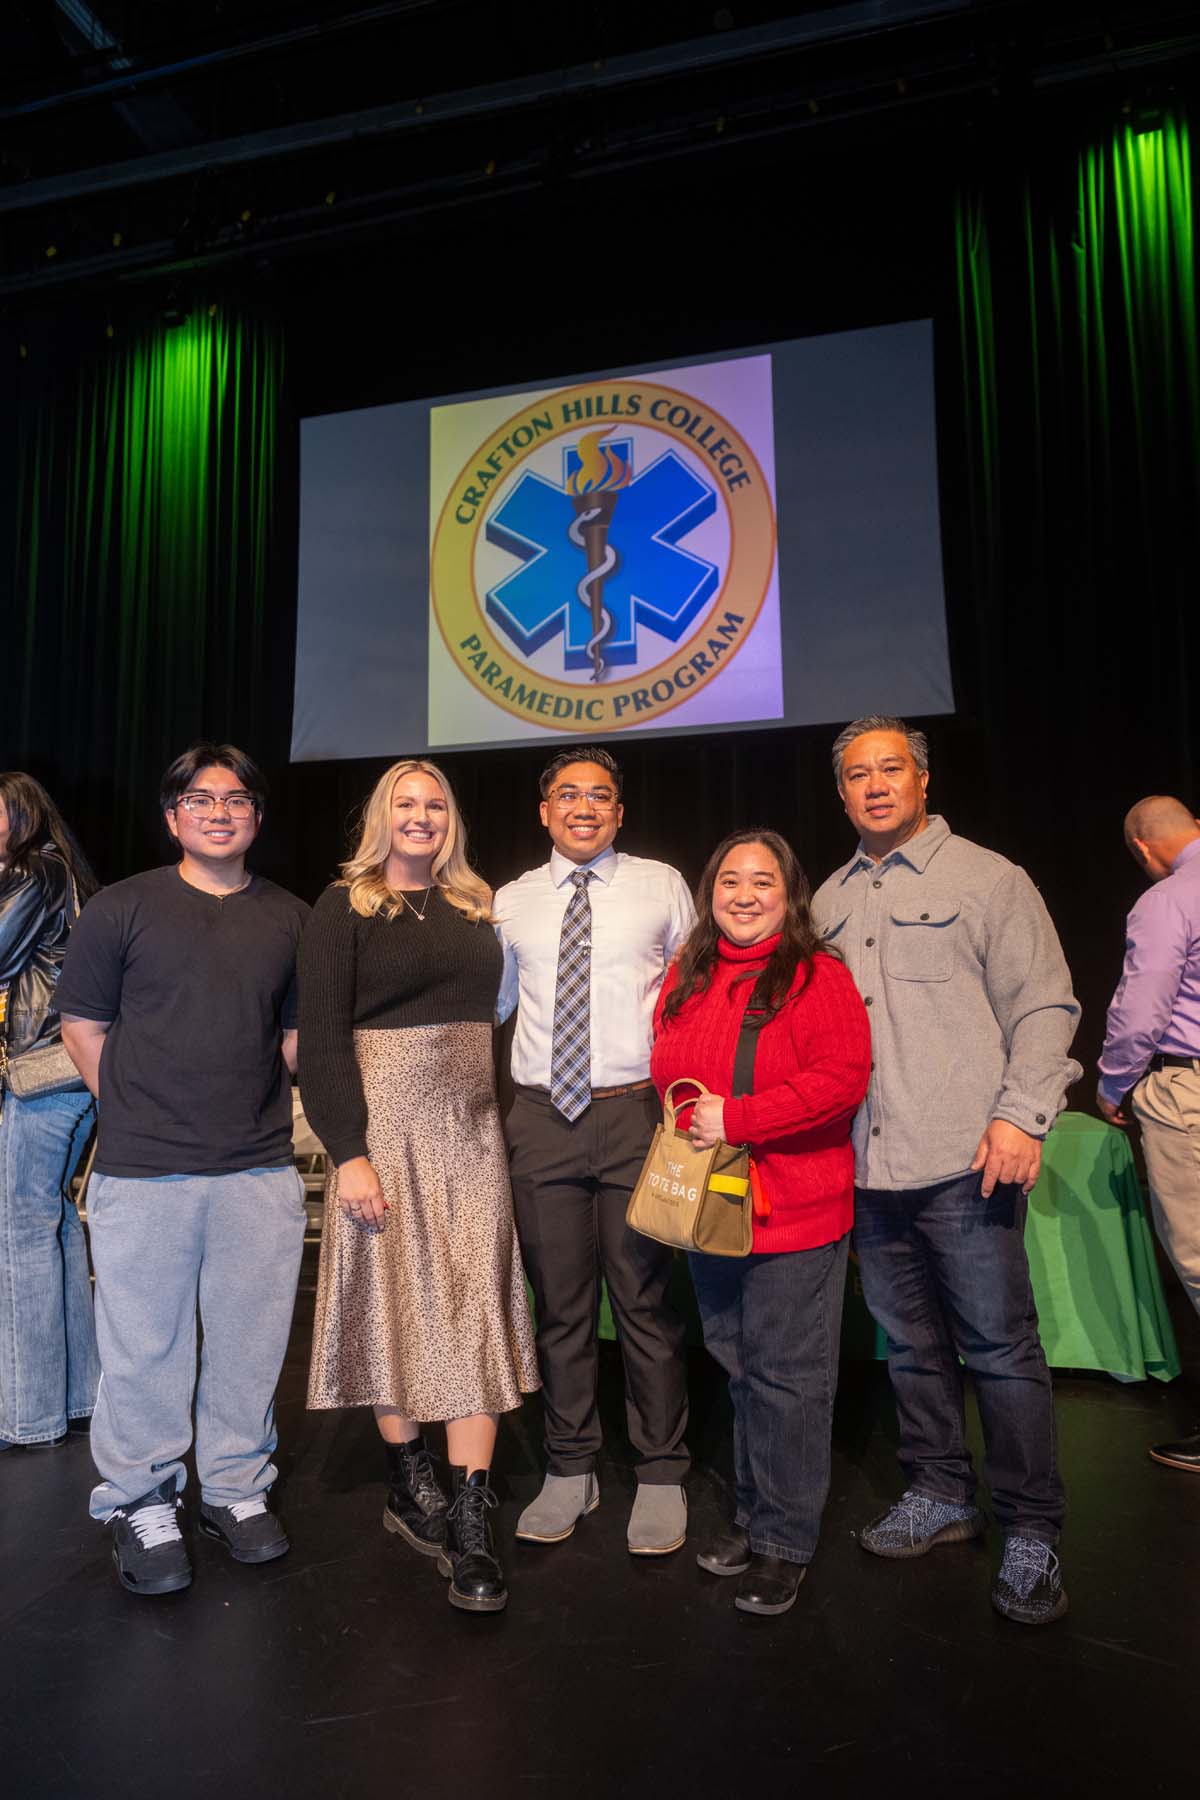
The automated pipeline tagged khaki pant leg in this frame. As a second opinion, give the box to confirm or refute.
[1131,1066,1200,1320]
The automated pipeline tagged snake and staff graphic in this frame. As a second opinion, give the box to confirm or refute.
[566,428,632,681]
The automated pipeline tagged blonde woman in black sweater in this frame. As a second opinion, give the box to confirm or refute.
[298,759,538,1613]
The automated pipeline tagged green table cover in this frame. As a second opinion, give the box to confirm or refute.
[596,1112,1180,1381]
[1022,1111,1179,1381]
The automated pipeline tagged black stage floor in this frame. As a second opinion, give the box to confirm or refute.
[3,1251,1198,1800]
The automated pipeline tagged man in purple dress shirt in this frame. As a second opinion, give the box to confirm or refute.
[1097,795,1200,1474]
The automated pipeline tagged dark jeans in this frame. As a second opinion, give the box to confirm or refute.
[854,1172,1064,1545]
[689,1233,849,1565]
[507,1085,689,1484]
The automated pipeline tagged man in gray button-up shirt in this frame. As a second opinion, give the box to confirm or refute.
[812,715,1081,1628]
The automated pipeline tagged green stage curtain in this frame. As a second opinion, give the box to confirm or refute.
[951,110,1199,840]
[5,307,285,876]
[3,108,1197,966]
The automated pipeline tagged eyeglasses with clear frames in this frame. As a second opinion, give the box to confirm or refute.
[549,786,619,811]
[177,791,257,818]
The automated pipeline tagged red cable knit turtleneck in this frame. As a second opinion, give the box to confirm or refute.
[650,934,871,1253]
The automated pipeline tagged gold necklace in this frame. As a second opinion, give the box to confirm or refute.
[402,886,433,922]
[178,865,252,903]
[215,872,252,906]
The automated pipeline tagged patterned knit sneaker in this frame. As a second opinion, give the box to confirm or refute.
[991,1535,1068,1625]
[859,1488,987,1559]
[110,1479,192,1596]
[198,1494,290,1564]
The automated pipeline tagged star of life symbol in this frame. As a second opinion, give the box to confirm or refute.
[483,433,720,678]
[428,367,778,739]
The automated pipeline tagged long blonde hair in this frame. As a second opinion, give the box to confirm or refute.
[340,759,492,923]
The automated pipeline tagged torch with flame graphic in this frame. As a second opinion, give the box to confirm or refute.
[566,428,631,682]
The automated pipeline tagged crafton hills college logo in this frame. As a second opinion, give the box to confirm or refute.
[430,376,777,733]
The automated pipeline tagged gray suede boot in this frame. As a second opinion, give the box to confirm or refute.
[627,1483,687,1555]
[515,1472,600,1543]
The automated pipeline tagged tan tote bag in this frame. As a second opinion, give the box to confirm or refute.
[626,1079,754,1258]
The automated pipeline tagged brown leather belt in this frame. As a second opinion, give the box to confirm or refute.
[1150,1052,1199,1071]
[515,1079,655,1103]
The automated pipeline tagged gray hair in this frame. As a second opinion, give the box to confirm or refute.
[831,715,929,784]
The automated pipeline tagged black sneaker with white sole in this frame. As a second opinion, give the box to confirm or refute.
[198,1494,290,1564]
[110,1479,192,1596]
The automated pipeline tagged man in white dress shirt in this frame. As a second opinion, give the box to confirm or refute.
[495,748,695,1554]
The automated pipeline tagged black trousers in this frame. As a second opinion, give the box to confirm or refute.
[507,1085,689,1484]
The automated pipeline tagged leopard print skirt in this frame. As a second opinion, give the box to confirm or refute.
[307,1022,540,1420]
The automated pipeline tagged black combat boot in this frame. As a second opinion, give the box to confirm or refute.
[438,1466,507,1612]
[383,1436,449,1556]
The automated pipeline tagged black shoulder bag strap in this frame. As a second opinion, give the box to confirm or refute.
[731,1004,765,1101]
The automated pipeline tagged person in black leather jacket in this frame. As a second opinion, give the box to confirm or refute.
[0,773,100,1448]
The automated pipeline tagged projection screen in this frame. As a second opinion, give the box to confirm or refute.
[291,320,953,761]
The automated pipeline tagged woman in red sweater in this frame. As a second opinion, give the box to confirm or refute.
[650,829,870,1615]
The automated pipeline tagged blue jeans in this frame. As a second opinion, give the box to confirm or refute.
[854,1173,1064,1545]
[0,1086,99,1445]
[87,1165,306,1517]
[689,1234,849,1565]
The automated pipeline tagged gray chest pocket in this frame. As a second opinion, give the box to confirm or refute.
[884,905,961,981]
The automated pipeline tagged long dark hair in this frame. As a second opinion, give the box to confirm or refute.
[0,773,99,901]
[661,829,833,1026]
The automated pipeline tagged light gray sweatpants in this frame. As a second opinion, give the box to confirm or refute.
[87,1165,307,1519]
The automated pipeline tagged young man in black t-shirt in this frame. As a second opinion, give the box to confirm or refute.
[59,744,310,1597]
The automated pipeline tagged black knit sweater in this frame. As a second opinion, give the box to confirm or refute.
[297,883,502,1164]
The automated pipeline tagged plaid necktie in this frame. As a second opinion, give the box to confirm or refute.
[550,869,594,1121]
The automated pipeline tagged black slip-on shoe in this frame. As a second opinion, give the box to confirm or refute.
[1149,1431,1200,1473]
[734,1554,806,1616]
[697,1526,752,1577]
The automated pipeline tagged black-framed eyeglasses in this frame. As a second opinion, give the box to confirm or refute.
[549,786,619,811]
[176,791,257,818]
